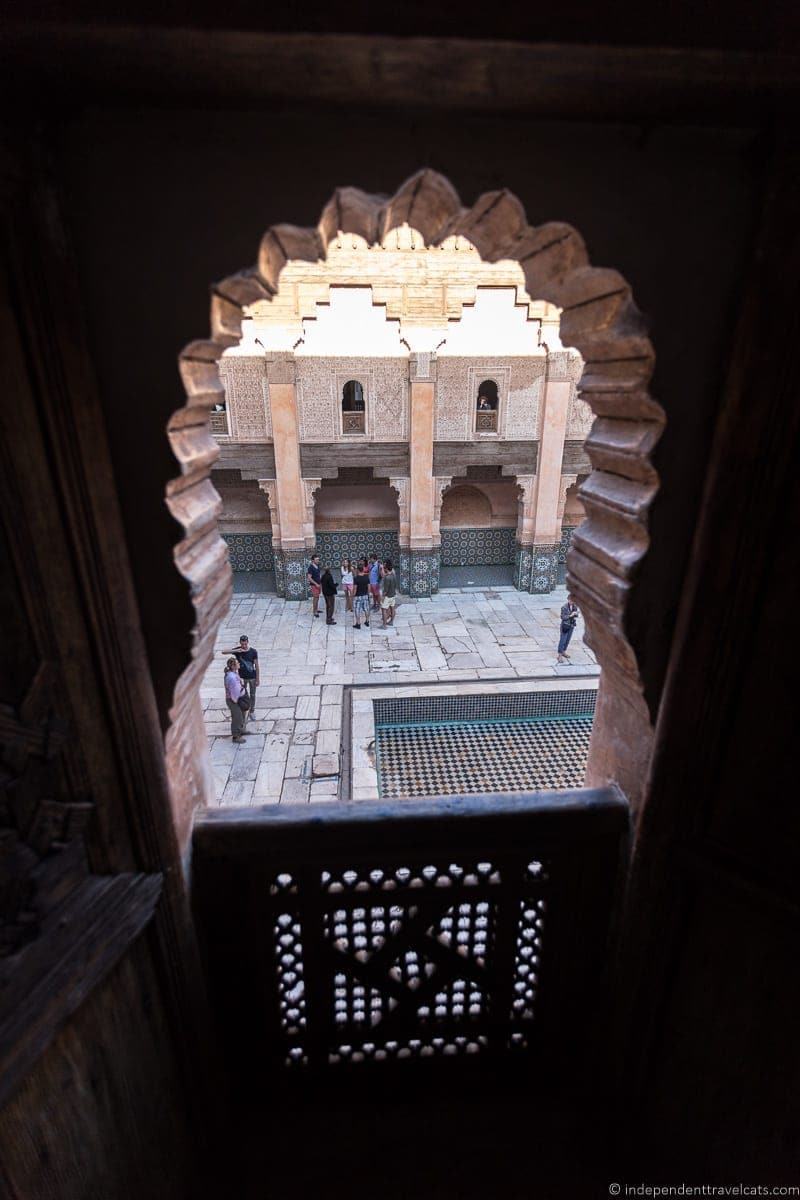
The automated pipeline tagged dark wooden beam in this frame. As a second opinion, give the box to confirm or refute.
[0,28,798,122]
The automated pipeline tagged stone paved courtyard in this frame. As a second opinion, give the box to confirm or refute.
[202,583,598,807]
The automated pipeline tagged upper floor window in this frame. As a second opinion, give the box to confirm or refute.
[475,379,499,433]
[210,400,228,436]
[341,380,366,434]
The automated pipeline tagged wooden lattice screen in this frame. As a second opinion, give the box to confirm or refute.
[193,789,628,1086]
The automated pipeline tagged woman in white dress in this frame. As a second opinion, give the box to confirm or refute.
[340,557,355,613]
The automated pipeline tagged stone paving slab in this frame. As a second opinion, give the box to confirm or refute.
[204,584,598,807]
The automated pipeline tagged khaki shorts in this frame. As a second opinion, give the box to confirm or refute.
[380,595,397,609]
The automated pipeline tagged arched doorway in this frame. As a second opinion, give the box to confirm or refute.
[212,468,276,593]
[439,477,519,587]
[312,470,400,571]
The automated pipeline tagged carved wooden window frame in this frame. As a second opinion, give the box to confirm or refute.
[173,169,665,812]
[337,371,370,439]
[471,368,508,438]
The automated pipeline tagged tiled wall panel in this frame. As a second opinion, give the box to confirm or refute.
[440,527,516,566]
[224,532,274,571]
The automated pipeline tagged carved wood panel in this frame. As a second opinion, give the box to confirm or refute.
[0,170,165,1113]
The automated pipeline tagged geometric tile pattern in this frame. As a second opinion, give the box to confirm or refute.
[314,530,400,568]
[514,541,566,594]
[440,527,516,566]
[558,525,578,566]
[514,544,533,592]
[398,549,440,598]
[529,544,561,594]
[374,688,596,727]
[223,531,274,571]
[274,549,309,600]
[375,715,594,799]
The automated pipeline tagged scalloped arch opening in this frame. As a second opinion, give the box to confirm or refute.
[172,167,665,812]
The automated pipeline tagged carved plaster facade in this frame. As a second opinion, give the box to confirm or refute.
[212,284,585,596]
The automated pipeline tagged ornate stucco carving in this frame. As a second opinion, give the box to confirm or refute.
[296,357,408,443]
[435,360,471,440]
[302,477,322,545]
[514,473,537,544]
[389,475,410,546]
[567,389,595,439]
[558,474,579,526]
[413,351,431,380]
[371,360,408,441]
[257,479,281,546]
[432,476,452,541]
[505,360,546,440]
[545,349,584,384]
[266,355,296,386]
[218,355,272,441]
[296,359,337,442]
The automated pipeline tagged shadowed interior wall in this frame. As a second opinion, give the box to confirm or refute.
[440,482,518,527]
[213,471,271,532]
[56,107,760,724]
[314,483,399,530]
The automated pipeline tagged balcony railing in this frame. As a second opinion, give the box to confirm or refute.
[342,410,366,434]
[194,787,628,1082]
[475,409,498,433]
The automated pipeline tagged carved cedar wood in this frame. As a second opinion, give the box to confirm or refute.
[173,169,664,801]
[193,789,629,1079]
[0,342,161,1109]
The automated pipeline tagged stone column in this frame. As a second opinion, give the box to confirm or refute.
[526,351,575,593]
[266,355,307,599]
[403,352,439,596]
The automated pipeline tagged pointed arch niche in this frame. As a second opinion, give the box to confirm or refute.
[171,169,664,813]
